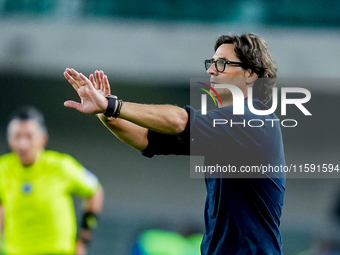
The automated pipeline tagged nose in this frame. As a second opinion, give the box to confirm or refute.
[17,137,30,151]
[207,63,218,76]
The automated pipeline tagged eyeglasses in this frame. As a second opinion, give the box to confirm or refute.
[204,58,244,73]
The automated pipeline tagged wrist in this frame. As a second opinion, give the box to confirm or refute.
[77,211,99,245]
[81,211,98,230]
[104,95,123,118]
[104,95,117,117]
[77,229,92,245]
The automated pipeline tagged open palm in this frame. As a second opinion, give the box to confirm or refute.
[64,68,111,114]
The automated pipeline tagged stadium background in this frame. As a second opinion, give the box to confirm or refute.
[0,0,340,254]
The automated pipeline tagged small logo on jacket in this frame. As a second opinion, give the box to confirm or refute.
[22,182,33,194]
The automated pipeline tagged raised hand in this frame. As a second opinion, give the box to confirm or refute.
[63,68,109,115]
[89,70,111,98]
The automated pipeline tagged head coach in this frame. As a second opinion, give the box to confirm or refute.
[64,33,285,255]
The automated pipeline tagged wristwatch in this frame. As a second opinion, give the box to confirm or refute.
[104,95,118,117]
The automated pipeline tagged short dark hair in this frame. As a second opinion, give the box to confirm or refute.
[214,33,277,103]
[7,106,48,137]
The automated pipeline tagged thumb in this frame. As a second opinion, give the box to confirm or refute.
[64,100,82,111]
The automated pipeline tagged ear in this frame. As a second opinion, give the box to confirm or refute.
[244,69,258,86]
[42,134,48,148]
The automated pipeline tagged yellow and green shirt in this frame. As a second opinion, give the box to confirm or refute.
[0,150,100,255]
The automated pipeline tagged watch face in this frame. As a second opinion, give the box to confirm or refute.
[106,95,117,99]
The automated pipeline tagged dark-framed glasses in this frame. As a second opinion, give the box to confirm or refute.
[204,58,244,73]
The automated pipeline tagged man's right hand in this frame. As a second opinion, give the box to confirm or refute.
[63,68,109,115]
[75,240,87,255]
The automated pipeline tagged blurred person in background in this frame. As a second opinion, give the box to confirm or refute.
[131,229,203,255]
[64,33,285,255]
[0,106,104,255]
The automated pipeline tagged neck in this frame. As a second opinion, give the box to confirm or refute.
[20,150,43,167]
[218,98,233,108]
[21,159,37,167]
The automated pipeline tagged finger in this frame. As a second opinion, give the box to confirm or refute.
[103,75,111,95]
[79,73,93,87]
[71,69,87,86]
[64,71,81,90]
[95,70,101,91]
[89,74,97,89]
[69,68,80,77]
[67,69,86,87]
[64,100,82,111]
[65,67,73,75]
[95,70,100,83]
[65,68,79,80]
[98,70,104,92]
[64,70,76,82]
[95,70,103,93]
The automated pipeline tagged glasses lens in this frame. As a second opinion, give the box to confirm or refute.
[205,59,213,70]
[216,59,225,72]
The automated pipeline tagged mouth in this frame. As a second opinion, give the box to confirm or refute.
[210,81,219,88]
[18,150,29,157]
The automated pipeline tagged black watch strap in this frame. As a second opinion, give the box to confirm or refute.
[104,95,117,117]
[112,100,123,118]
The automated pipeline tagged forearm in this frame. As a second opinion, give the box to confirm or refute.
[83,186,103,213]
[78,187,104,246]
[118,102,188,135]
[64,69,188,149]
[97,103,188,151]
[64,69,188,136]
[97,114,149,151]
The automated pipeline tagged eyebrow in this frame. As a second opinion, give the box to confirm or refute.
[213,57,231,61]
